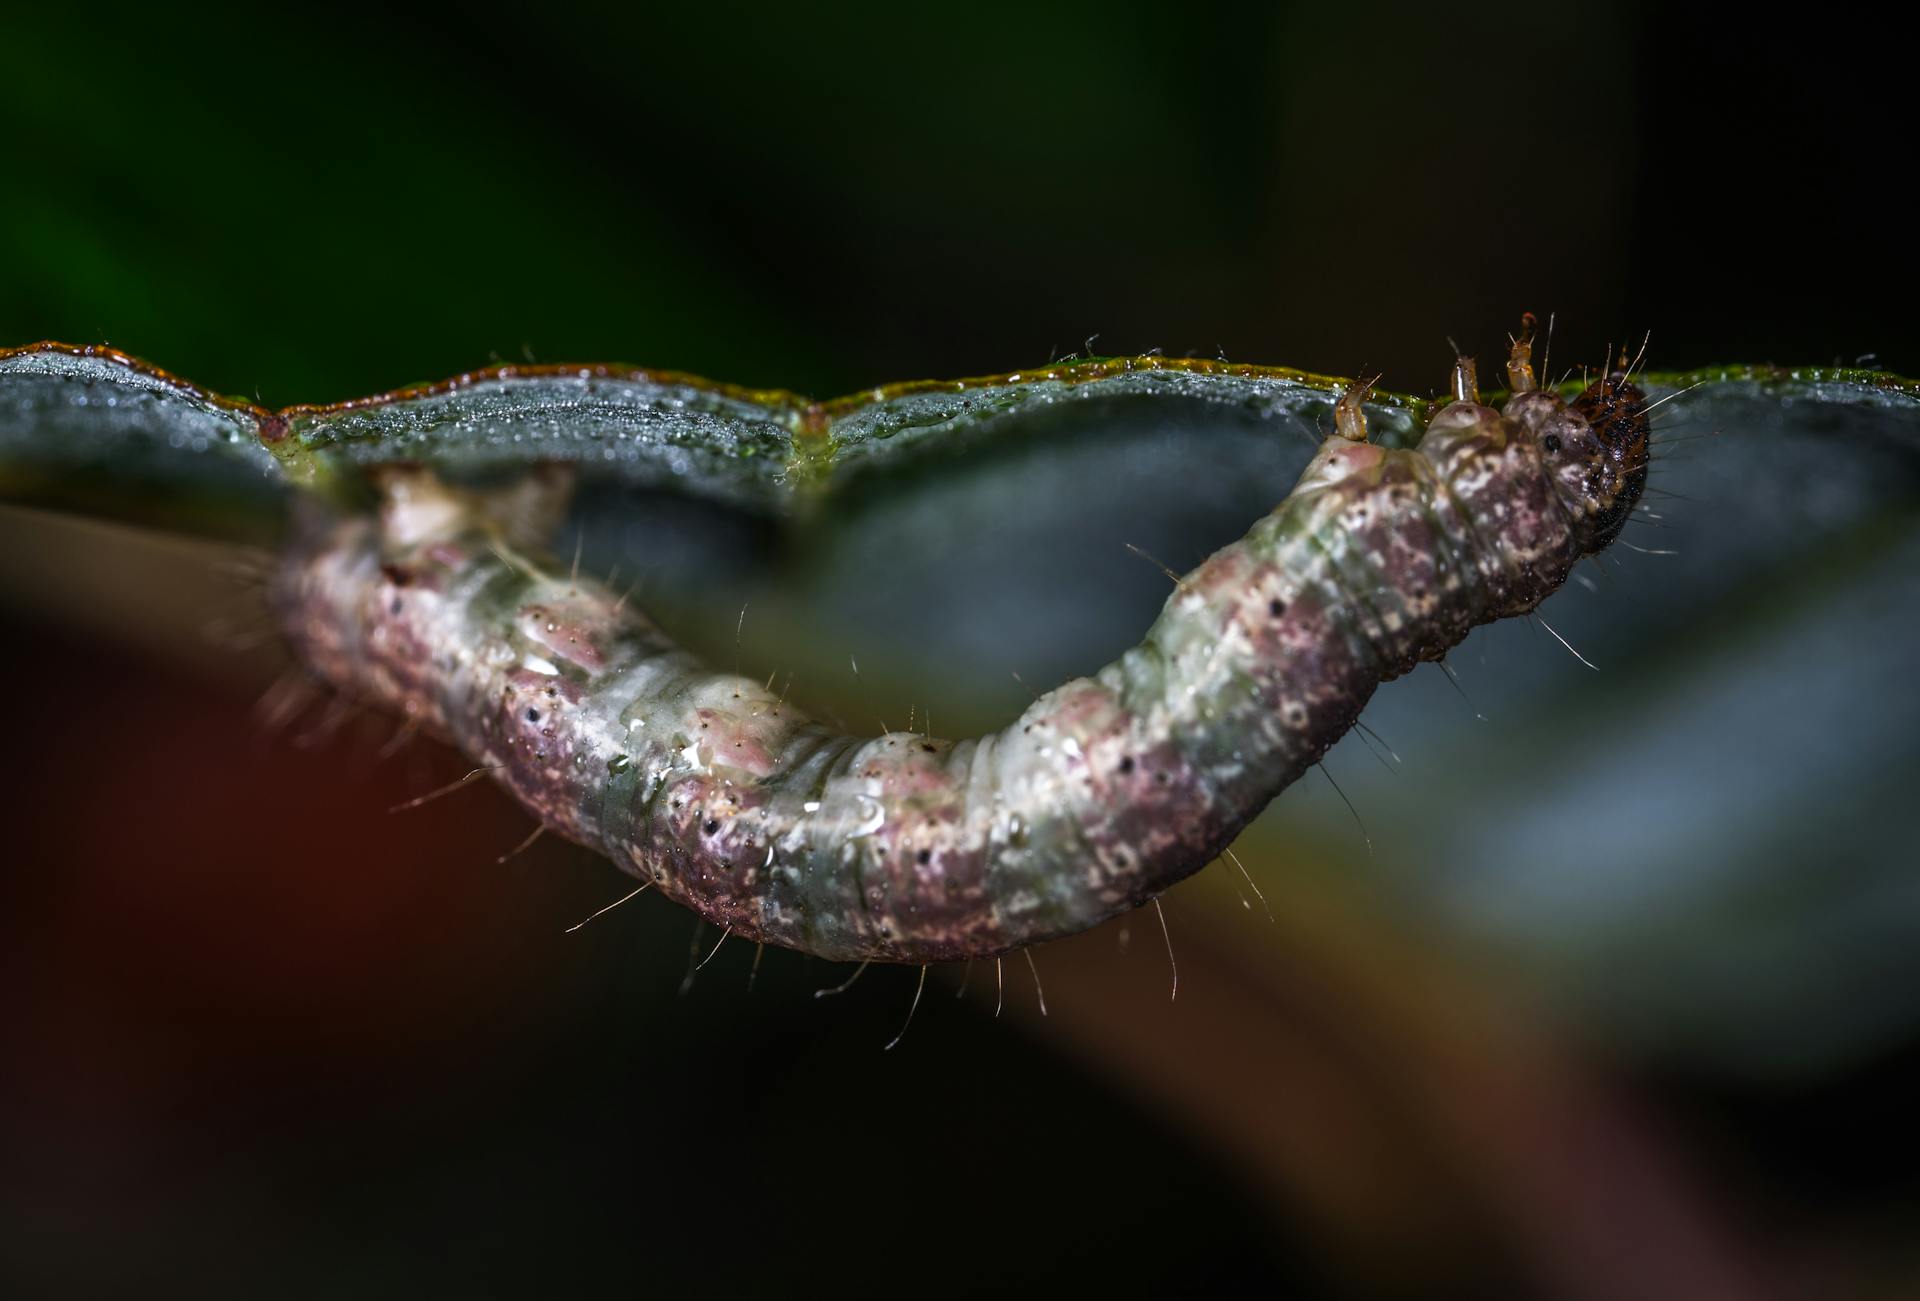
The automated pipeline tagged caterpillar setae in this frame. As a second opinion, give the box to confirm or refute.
[254,320,1650,965]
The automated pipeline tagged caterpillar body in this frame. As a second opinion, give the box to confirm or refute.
[270,328,1651,964]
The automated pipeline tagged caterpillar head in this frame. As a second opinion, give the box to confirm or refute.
[1507,369,1649,556]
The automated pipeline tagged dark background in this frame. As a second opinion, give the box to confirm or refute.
[6,4,1913,401]
[4,4,1917,1299]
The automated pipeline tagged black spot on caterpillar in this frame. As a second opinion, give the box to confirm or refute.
[259,322,1651,963]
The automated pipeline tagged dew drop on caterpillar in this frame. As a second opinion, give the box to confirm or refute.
[266,322,1652,964]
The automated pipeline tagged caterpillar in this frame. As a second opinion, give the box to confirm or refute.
[252,321,1650,965]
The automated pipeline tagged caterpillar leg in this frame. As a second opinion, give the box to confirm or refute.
[370,460,576,551]
[1449,353,1480,405]
[1506,312,1539,393]
[1332,374,1378,442]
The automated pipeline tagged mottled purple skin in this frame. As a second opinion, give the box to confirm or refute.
[275,375,1648,963]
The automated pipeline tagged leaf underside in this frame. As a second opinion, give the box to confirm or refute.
[3,340,1915,540]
